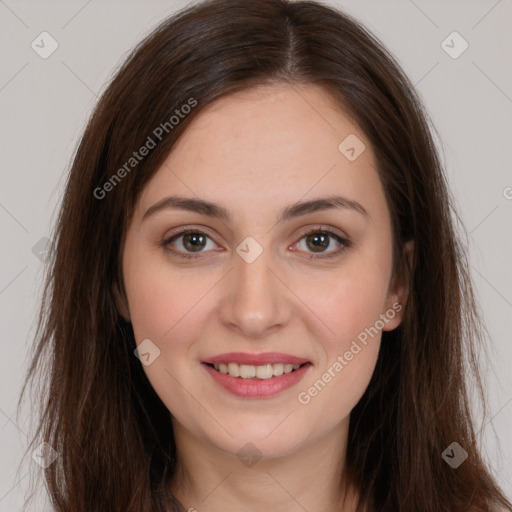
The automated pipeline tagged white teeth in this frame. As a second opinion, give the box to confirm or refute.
[239,364,256,378]
[227,362,240,377]
[256,364,273,379]
[212,362,302,379]
[272,363,284,376]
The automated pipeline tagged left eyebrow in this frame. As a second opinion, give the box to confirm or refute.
[142,194,369,223]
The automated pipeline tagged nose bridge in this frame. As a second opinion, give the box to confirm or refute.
[219,239,290,337]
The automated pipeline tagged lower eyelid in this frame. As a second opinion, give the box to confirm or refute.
[163,230,349,258]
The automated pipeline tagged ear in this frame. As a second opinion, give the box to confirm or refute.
[112,281,131,322]
[383,239,414,331]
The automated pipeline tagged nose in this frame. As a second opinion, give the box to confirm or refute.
[218,249,292,339]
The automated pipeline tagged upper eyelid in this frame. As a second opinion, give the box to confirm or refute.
[163,226,219,244]
[163,225,348,248]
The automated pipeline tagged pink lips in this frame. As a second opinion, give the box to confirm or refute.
[202,352,310,366]
[201,352,312,399]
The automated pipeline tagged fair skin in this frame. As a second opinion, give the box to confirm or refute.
[116,83,411,512]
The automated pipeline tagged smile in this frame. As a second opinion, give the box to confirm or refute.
[210,362,303,379]
[202,354,312,399]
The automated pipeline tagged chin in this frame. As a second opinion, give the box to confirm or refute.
[214,426,306,460]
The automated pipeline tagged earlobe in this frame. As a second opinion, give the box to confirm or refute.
[112,281,131,322]
[383,239,414,331]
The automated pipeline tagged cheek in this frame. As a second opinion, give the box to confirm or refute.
[126,270,171,342]
[296,336,380,436]
[291,247,391,412]
[297,253,392,352]
[123,259,215,410]
[294,273,387,423]
[300,276,385,385]
[124,252,214,343]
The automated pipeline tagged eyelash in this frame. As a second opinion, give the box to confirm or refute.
[161,226,350,261]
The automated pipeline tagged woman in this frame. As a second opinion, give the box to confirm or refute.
[19,0,512,510]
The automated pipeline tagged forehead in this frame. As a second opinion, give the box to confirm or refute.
[173,83,369,170]
[136,83,386,224]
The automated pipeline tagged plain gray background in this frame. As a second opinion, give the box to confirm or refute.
[1,0,511,509]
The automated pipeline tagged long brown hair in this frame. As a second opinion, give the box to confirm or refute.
[18,0,511,510]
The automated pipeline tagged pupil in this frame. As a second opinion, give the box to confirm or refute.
[308,233,328,252]
[185,233,205,252]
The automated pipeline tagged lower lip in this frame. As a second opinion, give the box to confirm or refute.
[202,363,312,398]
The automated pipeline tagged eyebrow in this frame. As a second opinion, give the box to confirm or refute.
[142,194,369,223]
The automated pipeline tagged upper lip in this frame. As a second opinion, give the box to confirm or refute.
[202,352,310,366]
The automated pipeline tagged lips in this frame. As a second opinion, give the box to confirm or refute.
[202,352,310,366]
[201,352,312,398]
[203,360,311,398]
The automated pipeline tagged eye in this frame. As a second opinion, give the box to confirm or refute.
[162,229,218,259]
[293,226,349,260]
[161,226,350,260]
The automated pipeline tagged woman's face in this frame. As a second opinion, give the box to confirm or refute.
[118,83,408,460]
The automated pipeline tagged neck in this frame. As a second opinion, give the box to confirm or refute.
[169,417,358,512]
